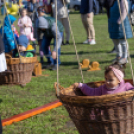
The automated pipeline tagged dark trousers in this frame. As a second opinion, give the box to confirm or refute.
[99,3,103,13]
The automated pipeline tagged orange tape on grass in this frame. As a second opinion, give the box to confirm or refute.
[2,100,62,126]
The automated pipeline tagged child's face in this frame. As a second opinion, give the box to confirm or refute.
[18,45,26,52]
[105,71,120,89]
[38,11,45,16]
[22,10,27,17]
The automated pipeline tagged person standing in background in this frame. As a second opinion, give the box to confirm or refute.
[103,0,133,64]
[37,6,64,70]
[18,8,35,42]
[51,0,70,45]
[99,0,104,13]
[80,0,96,45]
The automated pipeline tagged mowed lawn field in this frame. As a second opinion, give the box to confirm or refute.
[1,12,134,134]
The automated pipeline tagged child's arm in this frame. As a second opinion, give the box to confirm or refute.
[18,18,24,28]
[73,83,102,96]
[117,0,128,24]
[126,83,134,91]
[51,23,62,51]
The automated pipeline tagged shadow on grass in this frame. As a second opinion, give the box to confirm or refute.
[99,60,112,64]
[69,11,80,14]
[130,54,134,58]
[61,61,78,66]
[61,50,108,55]
[0,99,2,103]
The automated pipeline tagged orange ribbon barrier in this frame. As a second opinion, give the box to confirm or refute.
[2,100,62,126]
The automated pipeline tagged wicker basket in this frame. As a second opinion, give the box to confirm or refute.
[0,56,37,85]
[55,79,134,134]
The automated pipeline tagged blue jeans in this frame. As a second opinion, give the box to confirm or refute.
[41,32,63,65]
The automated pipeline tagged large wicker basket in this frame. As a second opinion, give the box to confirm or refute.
[0,55,37,85]
[55,79,134,134]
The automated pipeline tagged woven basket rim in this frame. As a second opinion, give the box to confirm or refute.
[0,69,33,74]
[6,56,37,64]
[56,79,134,104]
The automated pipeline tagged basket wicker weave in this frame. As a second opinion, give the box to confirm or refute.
[55,79,134,134]
[0,55,37,85]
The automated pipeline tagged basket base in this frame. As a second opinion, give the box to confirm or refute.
[0,63,35,85]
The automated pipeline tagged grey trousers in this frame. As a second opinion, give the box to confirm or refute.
[112,39,128,58]
[58,17,70,41]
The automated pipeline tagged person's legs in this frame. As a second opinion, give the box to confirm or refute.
[81,14,89,43]
[86,12,96,44]
[101,6,103,13]
[118,39,128,64]
[112,39,122,63]
[53,32,63,66]
[108,46,117,53]
[41,36,54,65]
[112,39,122,57]
[62,18,70,44]
[120,39,128,58]
[38,39,44,64]
[50,23,63,70]
[58,17,65,45]
[99,3,103,13]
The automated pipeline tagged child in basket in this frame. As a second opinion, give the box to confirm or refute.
[18,8,35,42]
[73,64,134,96]
[13,35,35,58]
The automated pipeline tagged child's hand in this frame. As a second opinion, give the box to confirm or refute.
[72,83,79,90]
[24,24,28,27]
[52,51,56,59]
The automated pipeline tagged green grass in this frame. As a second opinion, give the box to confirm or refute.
[1,13,134,134]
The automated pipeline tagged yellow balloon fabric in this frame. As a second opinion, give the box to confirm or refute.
[11,4,19,12]
[7,3,19,14]
[10,12,18,15]
[7,9,11,14]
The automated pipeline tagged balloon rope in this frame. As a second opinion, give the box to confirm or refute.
[62,0,84,83]
[55,0,60,96]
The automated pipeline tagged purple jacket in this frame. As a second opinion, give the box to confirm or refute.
[78,81,134,96]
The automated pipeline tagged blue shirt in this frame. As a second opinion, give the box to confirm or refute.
[80,0,94,14]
